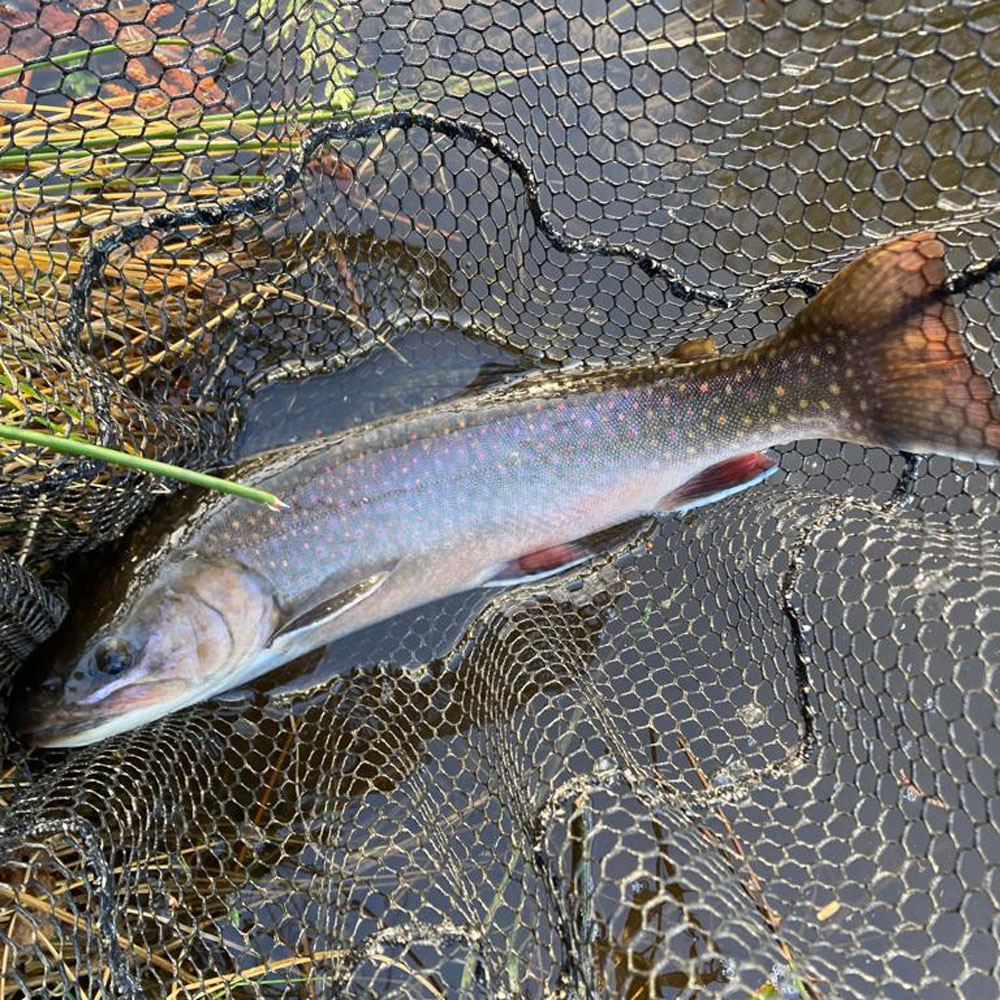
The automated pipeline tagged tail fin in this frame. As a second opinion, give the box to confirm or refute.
[794,231,1000,465]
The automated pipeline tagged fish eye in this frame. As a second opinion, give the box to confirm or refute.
[94,638,134,676]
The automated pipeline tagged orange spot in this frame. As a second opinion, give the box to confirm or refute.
[699,382,709,392]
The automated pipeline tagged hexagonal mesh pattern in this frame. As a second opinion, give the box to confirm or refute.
[1,1,999,997]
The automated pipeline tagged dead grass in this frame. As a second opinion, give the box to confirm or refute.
[0,95,375,560]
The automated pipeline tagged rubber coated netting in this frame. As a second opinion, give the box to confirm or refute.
[1,1,1000,997]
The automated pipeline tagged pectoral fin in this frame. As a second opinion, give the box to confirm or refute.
[268,567,394,648]
[659,452,778,514]
[482,542,592,587]
[213,686,258,703]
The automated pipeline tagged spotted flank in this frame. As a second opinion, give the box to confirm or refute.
[15,232,1000,746]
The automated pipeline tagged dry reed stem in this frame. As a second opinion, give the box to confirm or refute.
[0,932,8,1000]
[676,735,820,999]
[364,955,446,1000]
[58,840,237,895]
[266,287,367,330]
[115,904,261,967]
[301,935,320,1000]
[119,278,279,381]
[166,948,349,999]
[234,719,298,869]
[0,883,196,983]
[168,948,447,1000]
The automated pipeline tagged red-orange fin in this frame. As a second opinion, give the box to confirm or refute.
[791,232,1000,464]
[482,542,591,587]
[659,452,777,513]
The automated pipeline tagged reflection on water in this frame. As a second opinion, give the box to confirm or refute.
[234,318,527,457]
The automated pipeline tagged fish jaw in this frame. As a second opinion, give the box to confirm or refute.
[22,677,192,748]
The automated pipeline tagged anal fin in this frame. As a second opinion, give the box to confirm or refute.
[659,452,777,514]
[482,542,592,587]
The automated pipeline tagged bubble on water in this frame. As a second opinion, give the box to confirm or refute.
[629,878,651,898]
[769,963,806,999]
[404,662,430,682]
[713,756,751,787]
[736,703,766,728]
[595,755,616,777]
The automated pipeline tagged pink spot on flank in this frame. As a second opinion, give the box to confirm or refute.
[699,382,709,392]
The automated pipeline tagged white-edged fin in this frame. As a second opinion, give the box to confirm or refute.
[267,567,393,648]
[481,542,592,587]
[658,452,778,515]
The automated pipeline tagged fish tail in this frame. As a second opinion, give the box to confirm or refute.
[793,231,1000,464]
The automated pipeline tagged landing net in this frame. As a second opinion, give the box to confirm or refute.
[1,2,999,998]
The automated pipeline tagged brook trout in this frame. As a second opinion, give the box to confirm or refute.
[14,233,1000,746]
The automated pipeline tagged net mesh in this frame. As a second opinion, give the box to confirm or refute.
[1,0,1000,997]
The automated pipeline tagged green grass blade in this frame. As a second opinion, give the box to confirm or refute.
[0,425,284,510]
[0,38,239,81]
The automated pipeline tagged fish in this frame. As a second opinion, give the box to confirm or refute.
[13,232,1000,747]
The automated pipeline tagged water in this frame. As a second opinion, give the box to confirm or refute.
[234,321,524,457]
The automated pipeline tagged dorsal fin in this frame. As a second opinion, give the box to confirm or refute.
[667,337,717,362]
[461,358,540,395]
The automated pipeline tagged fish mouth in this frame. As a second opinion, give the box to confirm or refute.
[13,678,191,749]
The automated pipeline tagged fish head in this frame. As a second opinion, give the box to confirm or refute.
[13,556,279,748]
